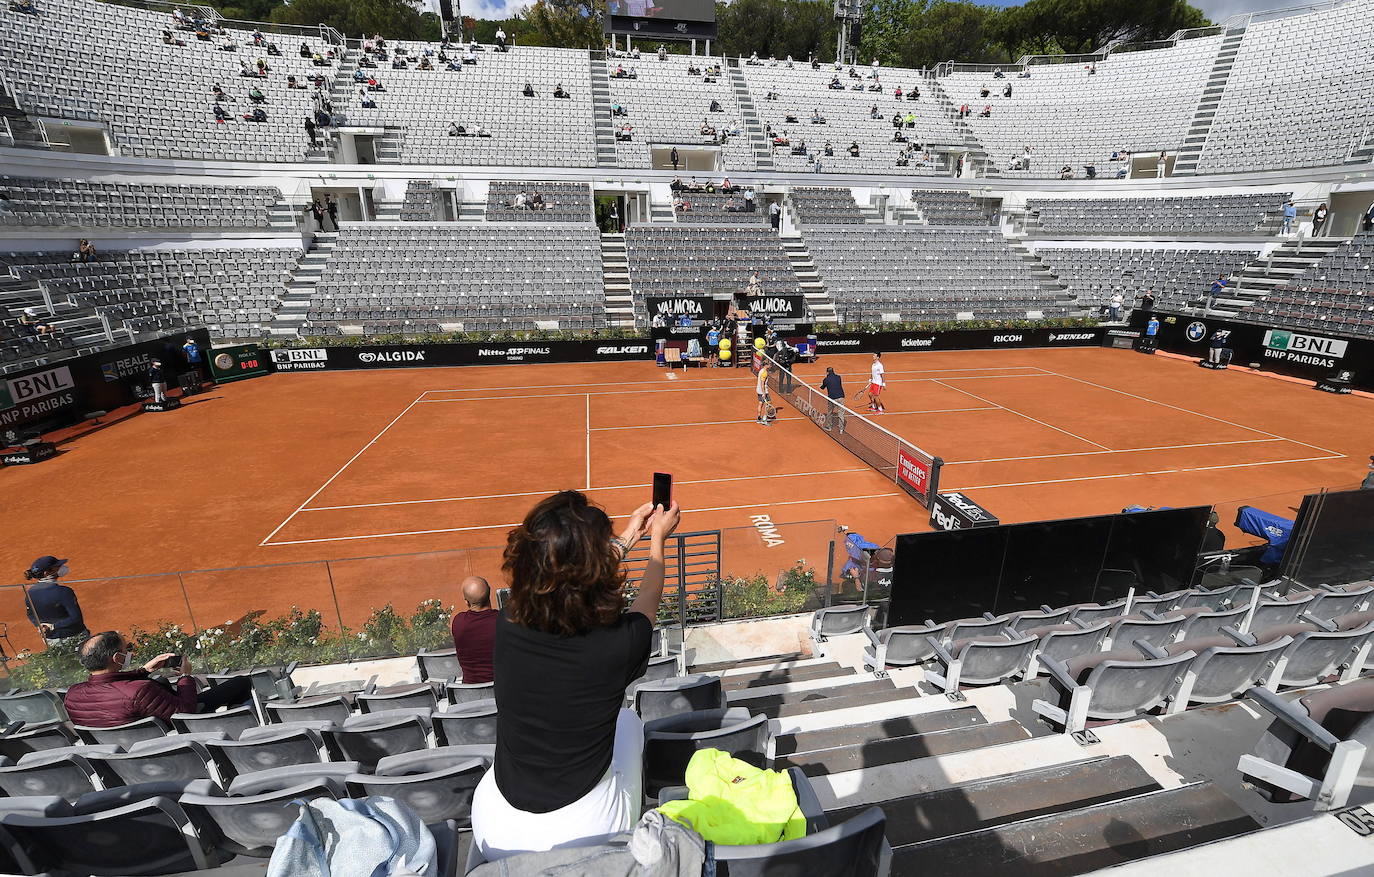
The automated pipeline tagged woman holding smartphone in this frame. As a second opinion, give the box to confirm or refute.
[472,490,682,859]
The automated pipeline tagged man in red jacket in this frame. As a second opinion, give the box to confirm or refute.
[64,631,252,727]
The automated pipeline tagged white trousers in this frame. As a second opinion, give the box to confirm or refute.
[151,381,167,402]
[471,708,644,861]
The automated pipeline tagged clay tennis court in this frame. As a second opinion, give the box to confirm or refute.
[2,345,1370,652]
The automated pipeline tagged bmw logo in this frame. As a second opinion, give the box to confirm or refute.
[1185,322,1207,342]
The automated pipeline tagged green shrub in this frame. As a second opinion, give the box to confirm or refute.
[719,565,821,619]
[7,600,455,690]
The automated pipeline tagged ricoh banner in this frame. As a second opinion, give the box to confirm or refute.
[813,327,1105,353]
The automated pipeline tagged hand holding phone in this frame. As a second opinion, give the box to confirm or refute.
[652,472,672,511]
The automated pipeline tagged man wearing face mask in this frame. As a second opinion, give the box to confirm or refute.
[63,631,253,728]
[23,556,87,646]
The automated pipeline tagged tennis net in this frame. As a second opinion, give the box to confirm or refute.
[761,354,943,508]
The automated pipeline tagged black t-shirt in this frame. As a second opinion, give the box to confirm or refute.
[493,609,651,813]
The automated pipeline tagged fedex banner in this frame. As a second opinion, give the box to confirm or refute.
[929,491,1000,531]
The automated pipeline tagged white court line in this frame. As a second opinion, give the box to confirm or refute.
[268,492,900,546]
[952,454,1345,492]
[1035,368,1347,459]
[298,467,874,512]
[945,437,1285,466]
[590,407,999,431]
[931,378,1113,452]
[584,394,591,490]
[416,365,1037,396]
[258,392,428,546]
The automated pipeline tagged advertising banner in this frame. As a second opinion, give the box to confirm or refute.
[0,329,212,439]
[743,295,808,320]
[813,326,1105,353]
[929,491,1000,531]
[645,296,713,320]
[1139,312,1373,390]
[268,340,655,371]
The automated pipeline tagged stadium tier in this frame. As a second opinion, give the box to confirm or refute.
[1035,245,1261,312]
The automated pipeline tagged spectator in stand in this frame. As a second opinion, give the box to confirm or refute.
[76,239,96,262]
[309,199,325,230]
[1364,201,1374,232]
[1059,165,1075,179]
[848,141,860,157]
[980,83,990,98]
[18,307,49,335]
[248,86,266,104]
[1139,288,1156,312]
[325,194,339,229]
[359,87,377,108]
[304,116,319,147]
[1106,291,1124,321]
[464,47,478,64]
[1282,200,1297,234]
[23,556,86,646]
[211,85,232,103]
[1003,83,1012,98]
[451,576,499,684]
[299,42,311,58]
[522,82,536,97]
[993,66,1004,79]
[553,83,570,99]
[243,107,268,122]
[214,103,231,123]
[769,200,781,229]
[162,29,184,46]
[1209,274,1227,309]
[979,105,992,118]
[470,489,678,859]
[256,57,269,75]
[1312,202,1329,236]
[669,146,679,170]
[10,0,38,14]
[495,27,507,49]
[63,631,253,728]
[824,140,834,156]
[288,75,305,89]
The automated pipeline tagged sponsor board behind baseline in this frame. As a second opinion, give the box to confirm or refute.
[815,327,1105,353]
[268,341,655,370]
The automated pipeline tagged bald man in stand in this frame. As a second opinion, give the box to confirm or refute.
[450,576,499,684]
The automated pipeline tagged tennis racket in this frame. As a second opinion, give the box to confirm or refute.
[764,402,777,420]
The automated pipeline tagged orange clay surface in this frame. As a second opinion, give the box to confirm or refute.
[2,345,1371,652]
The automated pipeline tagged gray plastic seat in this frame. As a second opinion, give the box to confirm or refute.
[1152,635,1293,711]
[862,623,944,672]
[181,778,343,857]
[0,723,81,763]
[1003,607,1073,633]
[810,605,871,643]
[73,716,169,748]
[705,803,887,876]
[226,761,360,796]
[1254,622,1374,688]
[924,633,1039,693]
[203,726,330,780]
[1248,593,1317,631]
[943,616,1009,641]
[633,675,724,723]
[630,654,683,690]
[1034,647,1199,734]
[1305,586,1374,622]
[446,682,495,705]
[171,706,260,739]
[264,695,351,725]
[2,795,225,875]
[0,690,67,727]
[1065,599,1128,624]
[1164,604,1252,639]
[642,708,768,799]
[0,751,106,800]
[84,737,220,787]
[358,684,439,714]
[1105,614,1185,650]
[1025,620,1112,674]
[1240,679,1374,809]
[433,701,497,747]
[346,755,486,826]
[322,713,433,770]
[417,648,464,682]
[1175,583,1257,611]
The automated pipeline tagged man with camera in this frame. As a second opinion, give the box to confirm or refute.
[63,631,254,728]
[772,338,798,393]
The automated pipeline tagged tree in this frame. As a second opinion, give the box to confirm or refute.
[857,0,923,67]
[268,0,440,41]
[898,1,1007,68]
[996,0,1208,58]
[715,0,838,62]
[521,0,604,49]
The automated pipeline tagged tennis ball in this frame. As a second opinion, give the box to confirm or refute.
[719,337,732,350]
[719,349,732,361]
[754,337,766,350]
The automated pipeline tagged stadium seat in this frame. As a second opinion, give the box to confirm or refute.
[346,756,486,826]
[265,695,352,724]
[924,633,1039,694]
[84,738,220,787]
[358,683,440,714]
[641,707,768,799]
[73,716,169,748]
[171,705,260,739]
[862,623,945,673]
[0,690,68,727]
[180,778,343,858]
[1147,634,1293,711]
[633,675,725,723]
[203,726,331,779]
[432,702,498,747]
[417,648,464,682]
[446,682,495,706]
[321,713,434,770]
[1034,648,1199,734]
[0,751,108,800]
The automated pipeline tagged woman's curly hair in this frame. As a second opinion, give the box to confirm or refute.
[503,491,625,637]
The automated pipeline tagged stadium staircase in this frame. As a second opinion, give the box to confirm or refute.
[928,77,998,178]
[0,72,48,150]
[1009,241,1080,314]
[373,196,404,221]
[726,61,774,171]
[780,238,836,322]
[648,200,676,223]
[1172,26,1248,176]
[1345,126,1374,166]
[1212,235,1347,316]
[600,232,635,327]
[274,231,337,334]
[588,54,619,169]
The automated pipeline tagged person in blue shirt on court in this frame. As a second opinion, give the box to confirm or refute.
[705,323,720,366]
[1142,314,1160,353]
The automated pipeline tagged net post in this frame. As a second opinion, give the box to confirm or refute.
[927,456,945,506]
[824,539,836,608]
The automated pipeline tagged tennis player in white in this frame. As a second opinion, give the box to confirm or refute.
[867,352,886,413]
[755,361,772,425]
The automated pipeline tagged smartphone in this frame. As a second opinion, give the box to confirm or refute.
[162,655,183,669]
[652,472,672,511]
